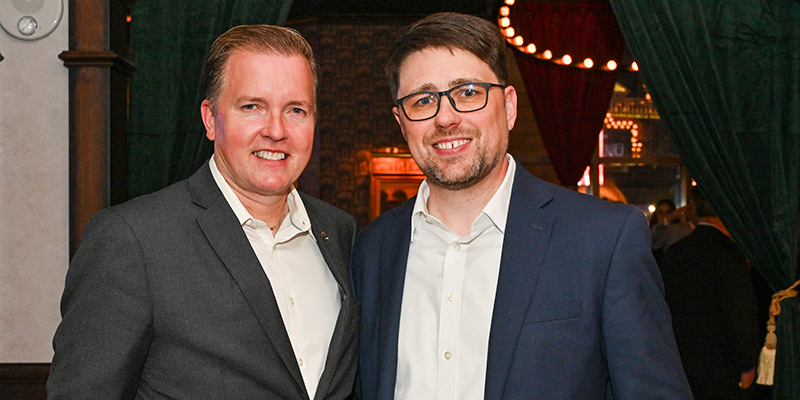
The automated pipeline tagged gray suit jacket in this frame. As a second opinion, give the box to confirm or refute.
[48,162,359,400]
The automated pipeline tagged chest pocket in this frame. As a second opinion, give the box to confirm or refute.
[523,299,583,324]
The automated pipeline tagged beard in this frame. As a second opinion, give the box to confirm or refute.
[416,127,507,191]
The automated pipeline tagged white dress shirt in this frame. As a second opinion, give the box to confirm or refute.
[395,154,516,400]
[210,157,340,399]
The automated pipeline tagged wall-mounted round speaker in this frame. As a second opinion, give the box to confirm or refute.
[0,0,63,40]
[12,0,46,14]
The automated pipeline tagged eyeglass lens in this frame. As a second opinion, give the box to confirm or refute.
[400,83,491,121]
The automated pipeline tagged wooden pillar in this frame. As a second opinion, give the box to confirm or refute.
[59,0,135,258]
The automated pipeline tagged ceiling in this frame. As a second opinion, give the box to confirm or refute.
[288,0,501,19]
[287,0,612,20]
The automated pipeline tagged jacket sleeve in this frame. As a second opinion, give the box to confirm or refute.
[47,208,153,399]
[601,207,693,399]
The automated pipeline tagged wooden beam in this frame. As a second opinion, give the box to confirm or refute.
[60,0,134,258]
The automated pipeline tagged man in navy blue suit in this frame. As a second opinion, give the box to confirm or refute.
[351,12,692,399]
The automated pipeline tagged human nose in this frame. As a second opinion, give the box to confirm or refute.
[261,113,288,141]
[433,93,461,127]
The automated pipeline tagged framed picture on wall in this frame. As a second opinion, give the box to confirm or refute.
[369,152,424,221]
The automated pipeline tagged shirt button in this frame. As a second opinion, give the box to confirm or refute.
[289,297,295,306]
[453,243,461,251]
[298,358,304,367]
[447,293,455,302]
[444,351,452,360]
[425,216,433,224]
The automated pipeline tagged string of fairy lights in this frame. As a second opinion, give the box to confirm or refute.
[496,0,639,72]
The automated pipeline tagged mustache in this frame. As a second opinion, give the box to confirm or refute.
[426,127,480,143]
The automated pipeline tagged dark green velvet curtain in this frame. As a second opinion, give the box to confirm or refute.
[128,0,294,198]
[609,0,800,398]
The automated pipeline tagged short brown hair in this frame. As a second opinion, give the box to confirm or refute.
[202,25,319,112]
[385,13,508,100]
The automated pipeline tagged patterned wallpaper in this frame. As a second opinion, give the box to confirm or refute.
[291,17,418,229]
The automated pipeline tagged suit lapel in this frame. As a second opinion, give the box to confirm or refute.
[484,163,556,400]
[377,200,415,399]
[301,195,356,399]
[189,165,307,394]
[302,194,351,298]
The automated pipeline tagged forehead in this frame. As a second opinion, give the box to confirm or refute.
[223,49,308,78]
[220,50,314,98]
[397,47,498,94]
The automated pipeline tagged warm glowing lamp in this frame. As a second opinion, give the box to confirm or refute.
[499,6,510,16]
[631,61,639,71]
[542,50,553,59]
[583,58,594,68]
[499,17,510,27]
[513,36,524,46]
[561,54,572,65]
[606,60,617,70]
[526,43,536,53]
[504,27,515,38]
[505,0,515,5]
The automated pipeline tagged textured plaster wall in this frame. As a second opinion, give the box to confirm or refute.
[0,7,69,362]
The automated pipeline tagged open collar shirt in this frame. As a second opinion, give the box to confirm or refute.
[210,157,340,399]
[395,154,516,400]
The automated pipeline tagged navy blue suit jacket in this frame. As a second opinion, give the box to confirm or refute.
[351,160,692,399]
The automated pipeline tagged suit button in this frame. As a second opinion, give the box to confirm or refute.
[444,351,452,360]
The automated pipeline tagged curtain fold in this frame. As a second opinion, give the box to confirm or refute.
[128,0,294,198]
[609,0,800,398]
[510,2,626,186]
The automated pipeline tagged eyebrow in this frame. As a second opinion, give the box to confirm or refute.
[236,96,313,109]
[448,78,478,88]
[286,100,314,110]
[405,78,483,95]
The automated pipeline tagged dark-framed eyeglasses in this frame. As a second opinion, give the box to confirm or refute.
[395,82,506,121]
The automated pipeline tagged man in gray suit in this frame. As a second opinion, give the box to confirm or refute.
[47,25,358,400]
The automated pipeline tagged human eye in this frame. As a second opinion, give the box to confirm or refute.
[453,84,484,98]
[286,105,311,122]
[410,93,437,108]
[241,104,258,111]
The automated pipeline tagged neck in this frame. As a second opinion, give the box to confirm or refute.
[427,157,509,237]
[235,189,291,228]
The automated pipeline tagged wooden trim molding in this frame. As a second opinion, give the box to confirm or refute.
[0,363,49,382]
[64,0,136,257]
[0,363,49,400]
[59,50,136,75]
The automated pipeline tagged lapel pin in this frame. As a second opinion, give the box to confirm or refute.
[321,231,329,240]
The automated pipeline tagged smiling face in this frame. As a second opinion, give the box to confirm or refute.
[393,47,517,191]
[201,50,315,203]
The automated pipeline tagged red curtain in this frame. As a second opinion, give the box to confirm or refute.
[511,1,626,186]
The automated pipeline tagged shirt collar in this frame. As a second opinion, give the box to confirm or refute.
[209,156,312,235]
[410,154,516,240]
